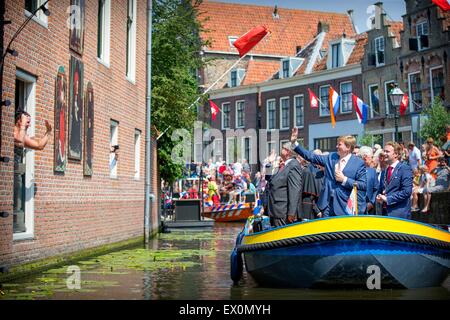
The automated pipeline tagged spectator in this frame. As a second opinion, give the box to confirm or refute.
[422,158,450,213]
[411,166,432,212]
[242,159,251,174]
[407,141,422,171]
[424,138,443,179]
[359,146,378,214]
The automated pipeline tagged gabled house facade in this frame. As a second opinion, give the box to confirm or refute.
[362,2,405,145]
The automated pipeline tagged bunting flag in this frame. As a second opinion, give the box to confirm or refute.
[346,184,358,215]
[399,94,409,116]
[233,26,269,57]
[209,100,220,121]
[352,94,368,124]
[329,87,340,128]
[308,88,319,108]
[432,0,450,11]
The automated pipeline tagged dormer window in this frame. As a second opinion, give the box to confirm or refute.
[282,60,289,78]
[331,43,341,68]
[228,36,238,48]
[279,57,303,78]
[229,68,245,87]
[374,36,385,66]
[416,21,429,51]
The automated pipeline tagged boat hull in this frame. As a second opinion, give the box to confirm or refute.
[235,216,450,288]
[243,239,450,289]
[204,203,253,222]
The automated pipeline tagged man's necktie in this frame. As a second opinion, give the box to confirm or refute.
[387,166,393,184]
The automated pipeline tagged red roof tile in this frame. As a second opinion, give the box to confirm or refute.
[242,60,281,85]
[347,33,368,65]
[386,21,403,45]
[198,1,356,57]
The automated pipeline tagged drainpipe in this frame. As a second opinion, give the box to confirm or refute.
[144,0,154,244]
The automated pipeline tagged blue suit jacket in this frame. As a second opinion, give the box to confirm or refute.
[363,167,378,213]
[377,162,413,219]
[293,145,366,216]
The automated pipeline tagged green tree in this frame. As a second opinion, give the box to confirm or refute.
[358,133,374,147]
[420,97,450,147]
[151,0,210,184]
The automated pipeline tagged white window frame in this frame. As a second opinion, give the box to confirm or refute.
[368,84,380,118]
[228,36,238,48]
[279,97,290,130]
[374,36,385,67]
[331,43,341,68]
[110,120,119,178]
[319,85,330,117]
[339,81,352,114]
[97,0,111,67]
[384,80,396,115]
[126,0,137,82]
[134,129,141,179]
[235,100,245,129]
[293,94,304,128]
[221,102,231,130]
[416,20,429,51]
[430,65,444,103]
[408,71,421,112]
[213,138,223,162]
[226,137,236,164]
[24,0,48,28]
[266,141,276,158]
[266,99,276,130]
[13,70,37,241]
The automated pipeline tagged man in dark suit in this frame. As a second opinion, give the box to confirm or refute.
[358,146,378,214]
[266,142,303,227]
[376,141,413,219]
[290,128,366,216]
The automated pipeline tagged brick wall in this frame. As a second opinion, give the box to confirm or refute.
[0,0,158,268]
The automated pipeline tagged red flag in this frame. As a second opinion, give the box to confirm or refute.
[307,88,319,108]
[432,0,450,11]
[233,26,269,57]
[399,94,409,116]
[209,100,219,121]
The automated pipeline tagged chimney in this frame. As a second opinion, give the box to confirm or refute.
[317,21,329,35]
[373,2,383,30]
[347,9,358,34]
[272,5,279,20]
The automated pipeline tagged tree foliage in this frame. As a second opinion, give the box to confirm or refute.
[151,0,209,184]
[420,97,450,147]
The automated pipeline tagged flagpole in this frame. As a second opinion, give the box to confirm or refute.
[156,56,245,141]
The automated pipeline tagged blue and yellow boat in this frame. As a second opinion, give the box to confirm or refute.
[230,216,450,289]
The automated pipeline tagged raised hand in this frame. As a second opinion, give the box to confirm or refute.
[291,127,298,144]
[45,120,52,133]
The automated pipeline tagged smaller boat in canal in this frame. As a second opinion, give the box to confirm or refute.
[203,202,254,222]
[230,215,450,289]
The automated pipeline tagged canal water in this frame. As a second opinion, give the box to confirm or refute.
[1,223,449,300]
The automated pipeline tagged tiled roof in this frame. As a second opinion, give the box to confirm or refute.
[346,33,368,65]
[386,21,403,45]
[198,1,356,57]
[242,60,281,85]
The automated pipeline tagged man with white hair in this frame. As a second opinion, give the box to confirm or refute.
[359,146,378,214]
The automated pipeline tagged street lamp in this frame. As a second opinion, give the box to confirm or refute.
[389,85,404,142]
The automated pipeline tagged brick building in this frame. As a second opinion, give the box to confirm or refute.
[197,1,366,167]
[0,0,158,271]
[363,0,449,147]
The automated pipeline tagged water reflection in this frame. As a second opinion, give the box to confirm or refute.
[1,222,449,300]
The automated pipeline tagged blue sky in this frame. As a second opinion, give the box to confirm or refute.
[215,0,406,33]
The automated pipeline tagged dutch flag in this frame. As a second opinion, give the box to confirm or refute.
[352,94,368,125]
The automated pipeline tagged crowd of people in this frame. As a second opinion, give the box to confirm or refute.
[163,125,450,227]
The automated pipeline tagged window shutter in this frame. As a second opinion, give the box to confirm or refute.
[237,69,246,85]
[368,53,376,66]
[409,38,418,51]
